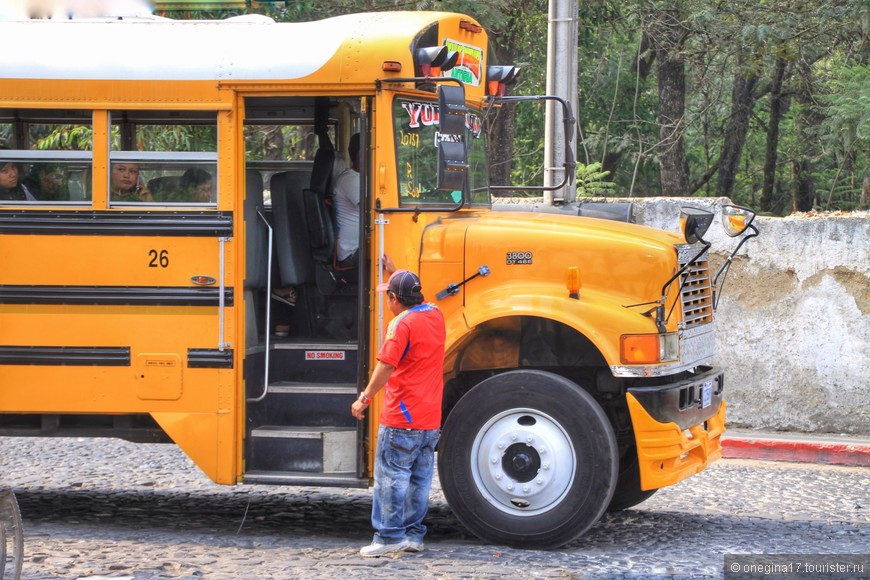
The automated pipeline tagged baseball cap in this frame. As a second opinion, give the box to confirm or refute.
[376,269,423,300]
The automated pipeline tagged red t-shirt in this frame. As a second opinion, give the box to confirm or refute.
[377,303,446,430]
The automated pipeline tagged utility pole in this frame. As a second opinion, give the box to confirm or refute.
[544,0,579,204]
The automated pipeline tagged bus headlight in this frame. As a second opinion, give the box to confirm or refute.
[620,332,680,364]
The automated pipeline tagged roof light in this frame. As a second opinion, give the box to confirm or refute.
[459,19,482,33]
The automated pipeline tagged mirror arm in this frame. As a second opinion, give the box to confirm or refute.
[489,94,575,193]
[712,223,759,309]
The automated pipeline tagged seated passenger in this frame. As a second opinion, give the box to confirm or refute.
[0,152,36,201]
[178,168,214,203]
[111,162,153,202]
[24,163,70,201]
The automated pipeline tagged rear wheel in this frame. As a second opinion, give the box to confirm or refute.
[438,370,618,549]
[0,489,24,580]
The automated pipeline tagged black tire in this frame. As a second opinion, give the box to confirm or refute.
[438,370,618,549]
[0,489,24,580]
[607,443,658,512]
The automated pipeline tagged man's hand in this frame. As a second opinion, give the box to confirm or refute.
[381,254,396,275]
[352,398,368,420]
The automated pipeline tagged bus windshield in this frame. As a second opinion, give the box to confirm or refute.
[393,97,489,207]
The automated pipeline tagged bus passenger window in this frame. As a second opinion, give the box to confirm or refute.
[0,110,93,204]
[109,111,217,207]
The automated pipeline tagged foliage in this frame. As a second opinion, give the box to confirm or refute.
[38,1,866,215]
[575,162,615,197]
[35,125,92,151]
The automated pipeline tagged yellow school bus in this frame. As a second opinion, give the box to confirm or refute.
[0,11,758,548]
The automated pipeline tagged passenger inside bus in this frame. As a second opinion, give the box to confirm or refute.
[152,167,215,203]
[333,132,361,272]
[0,154,36,202]
[179,167,214,203]
[110,162,153,202]
[23,163,70,201]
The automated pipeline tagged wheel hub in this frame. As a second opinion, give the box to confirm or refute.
[503,442,541,483]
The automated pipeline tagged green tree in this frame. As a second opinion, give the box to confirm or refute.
[575,162,614,197]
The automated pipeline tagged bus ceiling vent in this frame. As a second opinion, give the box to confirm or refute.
[416,46,459,78]
[486,66,521,97]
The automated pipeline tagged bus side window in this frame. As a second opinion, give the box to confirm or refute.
[109,111,217,206]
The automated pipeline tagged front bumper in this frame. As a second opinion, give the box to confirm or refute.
[626,366,726,491]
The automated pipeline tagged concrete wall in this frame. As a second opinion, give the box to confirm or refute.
[499,197,870,435]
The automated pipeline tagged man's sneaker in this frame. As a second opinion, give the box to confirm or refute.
[404,540,424,553]
[359,539,411,558]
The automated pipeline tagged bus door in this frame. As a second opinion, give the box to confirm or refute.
[241,95,369,487]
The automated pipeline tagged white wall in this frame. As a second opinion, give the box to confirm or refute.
[633,198,869,435]
[501,197,870,435]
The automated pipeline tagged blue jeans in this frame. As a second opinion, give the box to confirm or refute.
[371,425,441,545]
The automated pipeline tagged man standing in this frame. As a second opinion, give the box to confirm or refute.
[333,133,360,269]
[351,269,446,557]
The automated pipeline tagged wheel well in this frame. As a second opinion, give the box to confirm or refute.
[443,316,634,446]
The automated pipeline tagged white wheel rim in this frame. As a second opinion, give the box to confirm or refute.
[470,407,576,516]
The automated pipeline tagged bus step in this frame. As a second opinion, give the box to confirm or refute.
[267,381,357,395]
[243,470,368,488]
[269,342,359,384]
[247,382,358,429]
[249,425,357,473]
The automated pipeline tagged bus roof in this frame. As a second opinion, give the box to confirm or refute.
[0,11,477,82]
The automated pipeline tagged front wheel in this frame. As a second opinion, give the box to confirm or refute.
[438,370,618,549]
[607,443,658,512]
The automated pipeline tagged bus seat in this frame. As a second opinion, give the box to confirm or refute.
[271,171,315,287]
[244,169,267,345]
[244,169,268,289]
[304,145,336,264]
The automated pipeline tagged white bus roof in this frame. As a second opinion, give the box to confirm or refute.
[0,12,461,82]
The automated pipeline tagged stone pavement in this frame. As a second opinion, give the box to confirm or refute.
[721,429,870,467]
[2,431,868,579]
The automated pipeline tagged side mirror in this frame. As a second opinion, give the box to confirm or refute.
[680,207,713,245]
[437,84,468,192]
[722,204,756,237]
[437,140,467,191]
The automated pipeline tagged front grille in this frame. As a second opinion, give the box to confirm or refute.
[679,251,713,329]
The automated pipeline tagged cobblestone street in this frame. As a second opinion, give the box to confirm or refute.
[1,437,868,579]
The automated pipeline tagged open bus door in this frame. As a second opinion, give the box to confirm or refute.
[239,95,370,488]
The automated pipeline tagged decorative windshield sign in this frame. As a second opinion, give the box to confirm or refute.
[443,39,483,86]
[400,102,482,136]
